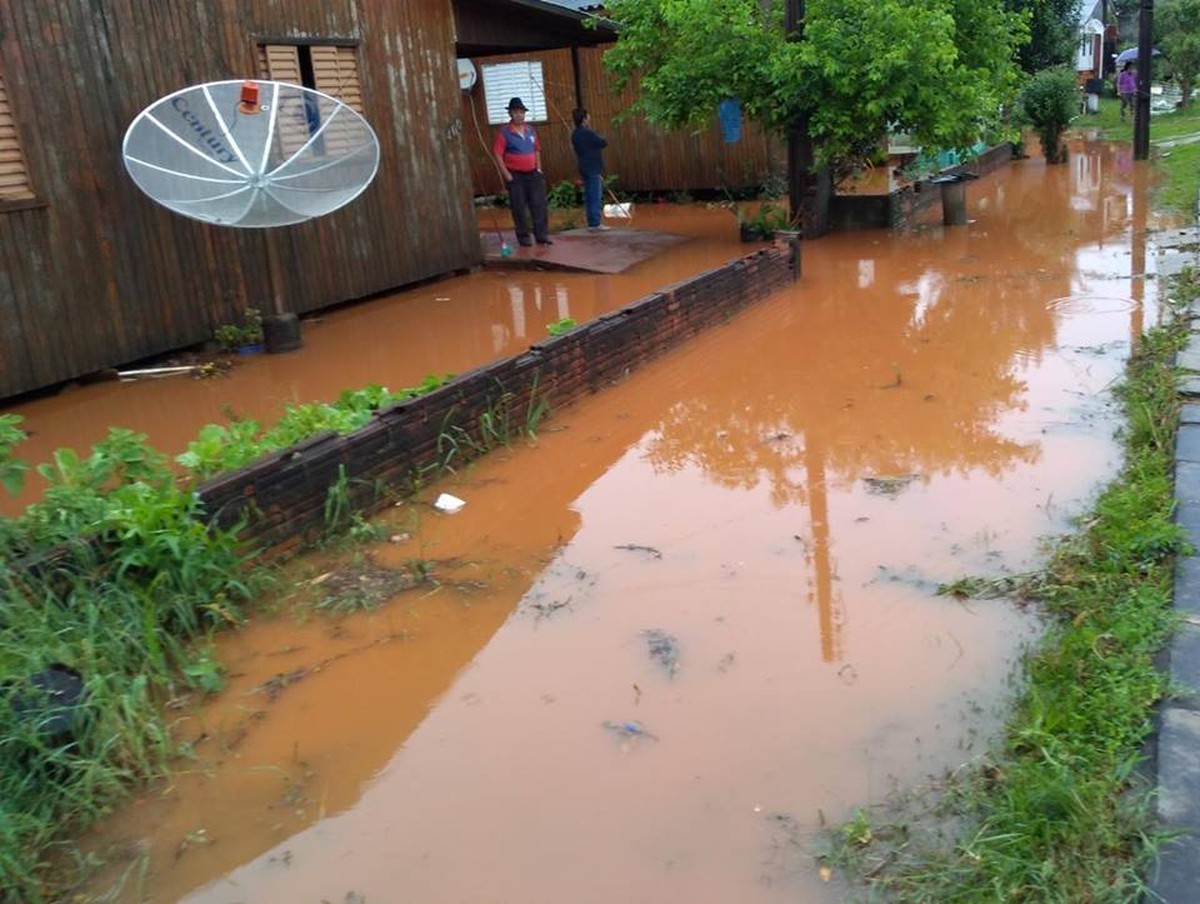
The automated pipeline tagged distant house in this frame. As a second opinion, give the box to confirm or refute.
[0,0,606,401]
[1077,0,1107,82]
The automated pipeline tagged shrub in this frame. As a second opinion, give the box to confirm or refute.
[1019,68,1079,163]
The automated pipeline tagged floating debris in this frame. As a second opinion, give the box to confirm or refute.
[117,364,206,381]
[862,474,919,498]
[528,597,572,621]
[433,492,466,513]
[615,543,662,559]
[602,719,658,742]
[642,628,680,677]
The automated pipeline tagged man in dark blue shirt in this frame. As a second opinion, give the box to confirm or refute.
[570,108,609,230]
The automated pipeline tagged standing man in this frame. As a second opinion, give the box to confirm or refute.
[493,97,552,246]
[571,108,609,230]
[1117,62,1137,122]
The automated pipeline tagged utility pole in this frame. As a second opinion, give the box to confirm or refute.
[1134,0,1153,160]
[1102,0,1110,78]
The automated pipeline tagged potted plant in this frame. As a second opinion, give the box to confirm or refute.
[214,308,265,354]
[740,202,788,241]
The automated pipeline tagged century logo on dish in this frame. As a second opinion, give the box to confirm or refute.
[171,96,238,164]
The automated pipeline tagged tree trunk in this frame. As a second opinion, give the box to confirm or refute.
[787,117,833,238]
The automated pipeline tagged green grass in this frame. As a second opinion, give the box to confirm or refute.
[0,430,261,903]
[1080,94,1200,214]
[823,215,1200,900]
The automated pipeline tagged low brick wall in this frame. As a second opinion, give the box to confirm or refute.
[831,143,1016,231]
[198,244,797,554]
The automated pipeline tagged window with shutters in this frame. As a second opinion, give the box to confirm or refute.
[481,61,547,125]
[0,69,35,205]
[257,42,364,156]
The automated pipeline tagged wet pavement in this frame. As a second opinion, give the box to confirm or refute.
[7,137,1190,902]
[479,224,691,273]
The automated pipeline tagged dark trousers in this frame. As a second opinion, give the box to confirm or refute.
[507,170,549,243]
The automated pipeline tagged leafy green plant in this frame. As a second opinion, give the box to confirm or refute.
[175,379,455,480]
[0,414,29,498]
[1159,0,1200,107]
[736,201,791,239]
[1018,67,1080,163]
[547,179,581,209]
[213,308,264,350]
[547,317,577,336]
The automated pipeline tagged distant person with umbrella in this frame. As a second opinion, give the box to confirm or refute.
[493,97,552,247]
[1117,62,1138,121]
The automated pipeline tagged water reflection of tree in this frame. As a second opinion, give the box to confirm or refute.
[643,236,1053,506]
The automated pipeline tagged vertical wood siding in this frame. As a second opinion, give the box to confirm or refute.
[462,46,780,196]
[0,0,478,401]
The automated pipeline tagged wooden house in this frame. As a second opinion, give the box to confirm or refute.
[457,1,781,197]
[0,0,607,401]
[0,0,782,402]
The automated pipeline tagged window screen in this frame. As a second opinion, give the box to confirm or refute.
[481,61,547,124]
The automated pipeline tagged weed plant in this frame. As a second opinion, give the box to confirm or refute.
[177,379,453,480]
[0,426,258,902]
[826,276,1194,901]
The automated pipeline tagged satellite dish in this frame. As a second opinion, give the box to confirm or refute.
[457,59,477,91]
[122,79,380,228]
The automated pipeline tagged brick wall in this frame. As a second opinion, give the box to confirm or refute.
[197,244,798,554]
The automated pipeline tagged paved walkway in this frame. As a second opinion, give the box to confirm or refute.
[479,225,691,273]
[1150,225,1200,904]
[1153,131,1200,150]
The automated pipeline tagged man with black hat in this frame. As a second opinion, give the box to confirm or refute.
[492,97,552,246]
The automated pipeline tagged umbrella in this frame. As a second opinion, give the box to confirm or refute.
[1114,47,1161,66]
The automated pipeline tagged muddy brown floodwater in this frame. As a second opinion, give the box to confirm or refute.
[25,135,1173,903]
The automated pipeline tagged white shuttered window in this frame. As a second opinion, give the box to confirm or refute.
[481,61,547,124]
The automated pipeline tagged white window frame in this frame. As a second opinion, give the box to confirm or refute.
[481,61,548,125]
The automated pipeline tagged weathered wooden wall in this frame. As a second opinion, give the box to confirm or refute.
[0,0,479,401]
[461,46,780,196]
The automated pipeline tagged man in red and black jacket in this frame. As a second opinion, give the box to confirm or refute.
[492,97,552,246]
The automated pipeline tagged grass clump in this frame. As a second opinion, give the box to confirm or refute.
[825,280,1193,901]
[0,425,259,903]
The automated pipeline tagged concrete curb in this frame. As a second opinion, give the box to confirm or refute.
[1150,226,1200,904]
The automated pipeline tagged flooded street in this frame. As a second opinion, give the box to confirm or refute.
[13,136,1173,903]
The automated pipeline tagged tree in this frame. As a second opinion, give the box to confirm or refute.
[1018,67,1078,163]
[1158,0,1200,107]
[1002,0,1080,72]
[596,0,1027,187]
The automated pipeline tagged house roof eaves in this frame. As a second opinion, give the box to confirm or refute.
[504,0,604,21]
[537,0,606,11]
